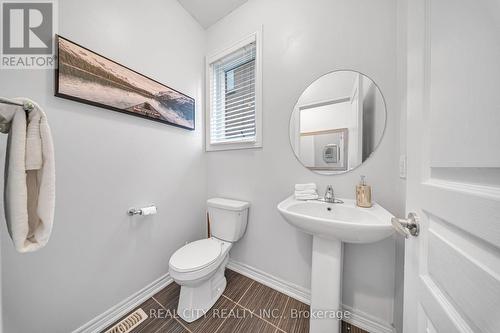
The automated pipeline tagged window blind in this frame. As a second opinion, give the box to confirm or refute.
[210,41,256,144]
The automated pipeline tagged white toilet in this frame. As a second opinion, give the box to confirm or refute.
[169,198,249,322]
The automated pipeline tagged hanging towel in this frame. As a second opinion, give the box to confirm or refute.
[1,98,55,253]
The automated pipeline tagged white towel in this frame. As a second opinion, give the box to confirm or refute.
[295,193,319,201]
[294,183,318,200]
[295,183,317,191]
[294,189,317,195]
[1,98,55,253]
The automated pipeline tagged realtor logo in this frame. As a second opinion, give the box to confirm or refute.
[1,0,57,69]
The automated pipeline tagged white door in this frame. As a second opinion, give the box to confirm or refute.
[400,0,500,332]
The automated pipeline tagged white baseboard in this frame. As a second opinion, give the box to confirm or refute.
[72,273,172,333]
[227,259,395,333]
[227,259,311,304]
[73,261,395,333]
[342,305,396,333]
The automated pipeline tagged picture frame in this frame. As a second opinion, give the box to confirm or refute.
[299,128,349,171]
[54,35,195,130]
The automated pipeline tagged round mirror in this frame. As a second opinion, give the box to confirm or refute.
[289,70,387,175]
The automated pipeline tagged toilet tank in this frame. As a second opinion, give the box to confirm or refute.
[207,198,249,242]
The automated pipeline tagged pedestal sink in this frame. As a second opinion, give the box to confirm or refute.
[277,196,394,333]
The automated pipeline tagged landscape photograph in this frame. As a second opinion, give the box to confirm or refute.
[55,35,195,130]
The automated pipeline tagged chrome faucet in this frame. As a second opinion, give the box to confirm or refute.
[323,185,343,204]
[324,185,335,203]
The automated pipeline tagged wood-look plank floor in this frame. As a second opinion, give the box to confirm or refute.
[102,269,369,333]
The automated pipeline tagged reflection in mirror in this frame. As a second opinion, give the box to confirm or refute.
[289,70,387,175]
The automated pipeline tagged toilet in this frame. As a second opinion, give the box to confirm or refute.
[169,198,249,322]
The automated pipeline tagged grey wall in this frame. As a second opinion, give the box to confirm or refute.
[0,0,206,332]
[205,0,405,328]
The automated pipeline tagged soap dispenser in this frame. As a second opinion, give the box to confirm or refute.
[356,175,372,208]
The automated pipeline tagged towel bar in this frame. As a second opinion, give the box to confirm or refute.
[0,98,34,112]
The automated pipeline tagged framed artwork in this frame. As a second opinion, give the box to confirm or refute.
[55,35,195,130]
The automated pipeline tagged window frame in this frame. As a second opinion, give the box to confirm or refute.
[205,29,263,152]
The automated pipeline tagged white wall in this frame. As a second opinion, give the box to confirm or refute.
[205,0,404,328]
[300,103,352,133]
[298,71,356,105]
[0,0,406,331]
[0,0,206,332]
[394,1,408,331]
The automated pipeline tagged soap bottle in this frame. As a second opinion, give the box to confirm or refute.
[356,175,372,208]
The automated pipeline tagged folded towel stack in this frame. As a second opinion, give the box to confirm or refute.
[295,183,319,200]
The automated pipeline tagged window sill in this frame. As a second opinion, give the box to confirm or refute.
[206,141,262,152]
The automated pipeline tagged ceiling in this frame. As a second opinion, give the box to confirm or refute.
[177,0,249,29]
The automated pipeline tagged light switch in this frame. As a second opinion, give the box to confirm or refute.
[399,154,407,179]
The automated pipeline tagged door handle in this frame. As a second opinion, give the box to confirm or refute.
[391,212,420,238]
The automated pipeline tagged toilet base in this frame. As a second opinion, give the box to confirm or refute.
[176,258,228,322]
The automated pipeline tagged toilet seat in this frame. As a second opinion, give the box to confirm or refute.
[169,238,223,273]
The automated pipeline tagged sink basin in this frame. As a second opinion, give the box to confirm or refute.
[277,196,394,243]
[277,195,394,333]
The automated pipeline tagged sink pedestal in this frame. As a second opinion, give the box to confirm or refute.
[310,236,342,333]
[277,196,395,333]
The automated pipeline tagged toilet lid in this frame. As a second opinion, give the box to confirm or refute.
[169,238,222,273]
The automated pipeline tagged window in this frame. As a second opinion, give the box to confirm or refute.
[225,69,235,92]
[206,31,262,151]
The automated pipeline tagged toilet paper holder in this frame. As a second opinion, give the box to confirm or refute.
[127,205,157,216]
